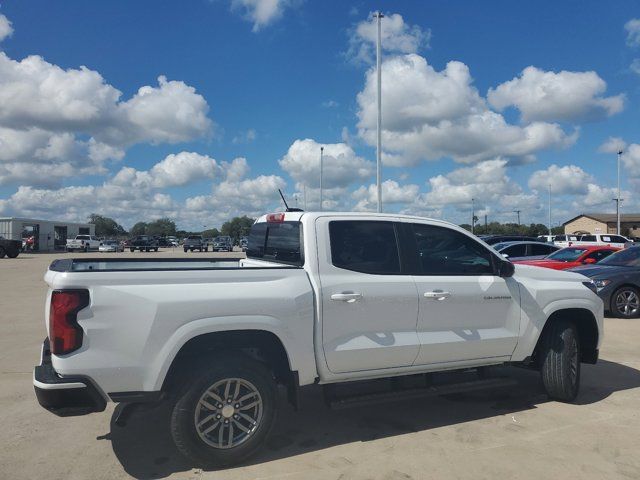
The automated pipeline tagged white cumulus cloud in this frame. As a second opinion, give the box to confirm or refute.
[488,66,624,122]
[625,18,640,47]
[347,12,431,64]
[230,0,296,32]
[352,179,420,211]
[279,138,375,189]
[356,54,576,166]
[528,164,593,195]
[0,14,13,42]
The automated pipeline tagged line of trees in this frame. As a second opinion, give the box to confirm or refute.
[89,213,564,242]
[460,221,564,236]
[88,214,256,243]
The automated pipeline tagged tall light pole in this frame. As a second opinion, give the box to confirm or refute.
[471,198,475,234]
[319,146,324,211]
[303,183,307,211]
[548,183,552,237]
[375,11,384,213]
[617,150,623,235]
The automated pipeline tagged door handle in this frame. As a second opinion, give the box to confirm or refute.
[424,291,451,300]
[331,293,363,302]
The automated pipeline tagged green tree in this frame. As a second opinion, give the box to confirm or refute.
[88,214,126,237]
[146,218,177,237]
[221,216,255,243]
[202,228,221,239]
[130,222,148,236]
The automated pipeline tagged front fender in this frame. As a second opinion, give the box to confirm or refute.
[511,294,603,362]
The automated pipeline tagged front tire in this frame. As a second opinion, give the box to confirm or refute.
[611,286,640,319]
[170,354,278,468]
[540,320,580,402]
[0,247,5,258]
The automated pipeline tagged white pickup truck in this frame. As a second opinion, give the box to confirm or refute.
[34,212,603,467]
[65,234,101,252]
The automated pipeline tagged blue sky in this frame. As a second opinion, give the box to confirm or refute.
[0,1,639,229]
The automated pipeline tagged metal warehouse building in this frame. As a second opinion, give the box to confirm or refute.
[563,213,640,238]
[0,217,95,252]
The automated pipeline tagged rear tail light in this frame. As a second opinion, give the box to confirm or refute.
[49,290,90,355]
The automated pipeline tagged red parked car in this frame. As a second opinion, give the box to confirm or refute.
[513,245,620,270]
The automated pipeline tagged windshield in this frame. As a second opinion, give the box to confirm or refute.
[598,247,640,267]
[546,247,587,262]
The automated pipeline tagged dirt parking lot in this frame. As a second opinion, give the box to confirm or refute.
[1,250,639,480]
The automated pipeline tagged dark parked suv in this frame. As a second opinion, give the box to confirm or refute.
[130,235,159,252]
[183,235,207,252]
[212,236,233,252]
[0,236,21,258]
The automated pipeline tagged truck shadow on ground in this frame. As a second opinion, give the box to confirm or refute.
[104,359,640,479]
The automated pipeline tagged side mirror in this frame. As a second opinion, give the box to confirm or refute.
[583,258,596,264]
[498,260,515,278]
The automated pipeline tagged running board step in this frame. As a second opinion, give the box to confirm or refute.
[328,377,517,410]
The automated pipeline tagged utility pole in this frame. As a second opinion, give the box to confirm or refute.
[514,209,521,225]
[484,214,487,230]
[548,183,552,237]
[375,11,384,213]
[319,146,324,211]
[471,198,475,234]
[617,150,623,235]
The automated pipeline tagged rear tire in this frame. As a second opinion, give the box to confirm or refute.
[130,248,135,252]
[7,249,19,258]
[540,319,580,402]
[0,247,5,258]
[154,248,159,252]
[170,354,278,468]
[611,286,640,319]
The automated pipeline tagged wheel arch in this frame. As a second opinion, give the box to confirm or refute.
[533,308,599,365]
[160,329,299,407]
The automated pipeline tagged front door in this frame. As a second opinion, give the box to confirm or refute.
[406,223,520,366]
[318,218,420,373]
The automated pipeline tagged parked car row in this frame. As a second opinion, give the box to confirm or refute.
[493,239,640,318]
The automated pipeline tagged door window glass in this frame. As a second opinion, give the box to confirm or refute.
[502,244,526,257]
[531,243,555,255]
[411,224,494,275]
[329,221,400,274]
[585,249,616,262]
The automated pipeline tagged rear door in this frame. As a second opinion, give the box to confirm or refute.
[317,218,420,373]
[406,222,520,366]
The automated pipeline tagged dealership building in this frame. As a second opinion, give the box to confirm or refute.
[0,217,95,252]
[563,213,640,238]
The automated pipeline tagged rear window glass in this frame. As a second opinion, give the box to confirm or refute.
[329,221,400,274]
[581,235,596,241]
[247,221,302,265]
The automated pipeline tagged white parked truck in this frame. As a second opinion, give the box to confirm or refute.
[65,235,101,252]
[34,212,603,467]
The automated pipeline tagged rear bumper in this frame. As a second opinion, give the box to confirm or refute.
[33,338,107,417]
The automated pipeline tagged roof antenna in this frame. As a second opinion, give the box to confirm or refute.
[278,189,304,212]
